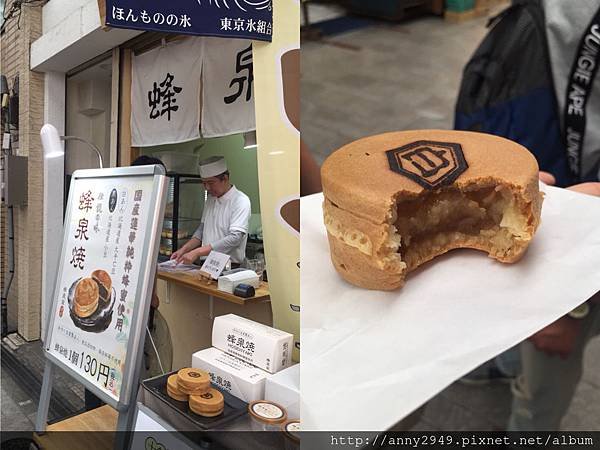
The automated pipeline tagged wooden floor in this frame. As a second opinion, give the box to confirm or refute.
[34,405,117,450]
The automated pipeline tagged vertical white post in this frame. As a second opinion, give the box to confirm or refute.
[110,48,120,169]
[41,72,66,341]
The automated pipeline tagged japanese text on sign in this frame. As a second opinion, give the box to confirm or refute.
[106,0,273,43]
[200,250,230,279]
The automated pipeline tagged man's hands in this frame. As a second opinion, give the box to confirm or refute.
[529,172,600,358]
[529,315,582,359]
[178,250,199,265]
[170,248,186,263]
[170,245,212,265]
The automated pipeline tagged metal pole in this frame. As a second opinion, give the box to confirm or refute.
[114,324,147,449]
[60,136,104,169]
[115,408,134,449]
[1,205,14,337]
[35,360,55,434]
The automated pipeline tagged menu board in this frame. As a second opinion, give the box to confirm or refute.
[45,167,167,405]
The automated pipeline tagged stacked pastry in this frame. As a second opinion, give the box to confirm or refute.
[166,374,189,402]
[189,388,225,417]
[166,367,224,417]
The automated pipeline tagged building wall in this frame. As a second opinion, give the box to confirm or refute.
[1,0,45,340]
[1,0,23,334]
[65,76,112,174]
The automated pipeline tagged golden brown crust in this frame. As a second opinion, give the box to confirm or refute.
[321,130,540,223]
[167,374,190,401]
[167,386,189,402]
[328,233,405,290]
[74,278,99,317]
[92,269,112,292]
[177,368,211,394]
[321,130,543,290]
[189,388,224,416]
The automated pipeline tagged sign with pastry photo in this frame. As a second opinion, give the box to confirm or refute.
[47,175,156,402]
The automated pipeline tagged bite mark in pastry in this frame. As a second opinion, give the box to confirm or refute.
[321,130,543,290]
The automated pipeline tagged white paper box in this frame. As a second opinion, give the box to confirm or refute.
[212,314,293,374]
[217,270,260,294]
[265,364,300,419]
[192,347,270,402]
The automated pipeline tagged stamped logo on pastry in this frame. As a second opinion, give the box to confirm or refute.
[386,140,468,189]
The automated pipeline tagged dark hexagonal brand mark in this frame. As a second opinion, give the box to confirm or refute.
[386,140,468,189]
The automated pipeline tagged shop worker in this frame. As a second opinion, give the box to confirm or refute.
[171,156,251,267]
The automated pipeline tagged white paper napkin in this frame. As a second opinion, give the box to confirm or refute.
[301,185,600,431]
[157,260,199,273]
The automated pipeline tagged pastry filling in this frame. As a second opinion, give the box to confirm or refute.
[393,185,531,268]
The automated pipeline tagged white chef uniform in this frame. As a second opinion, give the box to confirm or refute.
[192,185,251,264]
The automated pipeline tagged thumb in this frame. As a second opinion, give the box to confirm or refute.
[567,182,600,197]
[539,171,556,185]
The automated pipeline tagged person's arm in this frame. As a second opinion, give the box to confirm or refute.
[171,237,202,263]
[529,174,600,357]
[210,230,246,255]
[180,237,202,254]
[181,229,246,264]
[564,181,600,305]
[186,195,251,263]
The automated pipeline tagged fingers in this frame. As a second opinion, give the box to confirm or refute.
[538,171,556,185]
[530,335,571,359]
[530,337,556,357]
[179,252,193,265]
[567,182,600,197]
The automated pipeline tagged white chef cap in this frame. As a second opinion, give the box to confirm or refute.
[199,156,228,178]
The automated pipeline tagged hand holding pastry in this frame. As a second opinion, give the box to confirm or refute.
[529,315,582,359]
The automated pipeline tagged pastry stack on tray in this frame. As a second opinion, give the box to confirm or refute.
[167,367,225,417]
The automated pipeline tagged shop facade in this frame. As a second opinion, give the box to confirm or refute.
[2,0,299,347]
[2,0,299,382]
[2,1,299,439]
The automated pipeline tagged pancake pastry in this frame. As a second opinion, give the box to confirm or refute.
[321,130,543,290]
[73,277,99,317]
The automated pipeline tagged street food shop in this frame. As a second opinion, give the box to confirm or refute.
[27,0,300,447]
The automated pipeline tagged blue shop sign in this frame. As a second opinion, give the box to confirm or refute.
[105,0,272,42]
